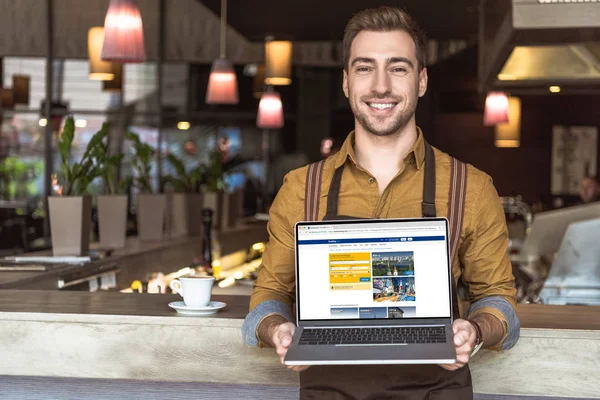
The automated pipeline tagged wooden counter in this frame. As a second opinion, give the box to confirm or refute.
[0,290,599,399]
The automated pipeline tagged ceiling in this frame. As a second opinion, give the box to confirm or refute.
[199,0,480,42]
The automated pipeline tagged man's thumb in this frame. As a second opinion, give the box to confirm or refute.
[280,333,292,347]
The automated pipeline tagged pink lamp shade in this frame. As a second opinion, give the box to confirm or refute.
[484,92,509,126]
[101,0,146,63]
[257,91,284,129]
[206,58,239,104]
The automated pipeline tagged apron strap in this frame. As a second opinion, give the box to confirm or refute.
[304,160,326,221]
[324,166,344,219]
[447,157,468,319]
[448,158,468,263]
[422,141,437,218]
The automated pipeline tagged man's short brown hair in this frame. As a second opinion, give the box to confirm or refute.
[342,6,427,71]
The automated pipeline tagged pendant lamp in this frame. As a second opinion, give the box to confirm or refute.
[257,87,284,129]
[101,0,146,63]
[206,0,239,104]
[265,39,292,86]
[89,27,115,80]
[495,97,521,148]
[483,92,509,126]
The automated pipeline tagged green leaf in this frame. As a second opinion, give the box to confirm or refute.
[58,117,75,165]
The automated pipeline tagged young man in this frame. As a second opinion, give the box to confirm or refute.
[242,6,519,399]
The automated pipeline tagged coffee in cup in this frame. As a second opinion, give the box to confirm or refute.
[170,275,215,308]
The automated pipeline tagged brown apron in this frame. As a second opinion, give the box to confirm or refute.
[299,141,473,400]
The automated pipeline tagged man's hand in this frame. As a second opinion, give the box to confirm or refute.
[269,321,310,372]
[439,318,477,371]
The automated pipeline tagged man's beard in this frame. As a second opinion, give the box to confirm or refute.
[350,93,418,137]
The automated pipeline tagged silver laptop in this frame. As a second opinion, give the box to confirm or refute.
[284,218,456,365]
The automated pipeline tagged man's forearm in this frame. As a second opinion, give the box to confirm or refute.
[470,312,506,349]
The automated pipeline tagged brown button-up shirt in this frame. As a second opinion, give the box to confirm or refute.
[250,129,517,350]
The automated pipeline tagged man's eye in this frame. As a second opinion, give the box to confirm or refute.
[356,67,370,72]
[393,68,407,73]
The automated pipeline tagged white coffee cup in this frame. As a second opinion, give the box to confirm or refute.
[170,276,215,308]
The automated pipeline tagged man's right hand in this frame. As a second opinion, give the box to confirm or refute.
[267,320,310,372]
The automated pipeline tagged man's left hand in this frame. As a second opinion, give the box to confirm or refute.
[439,318,477,371]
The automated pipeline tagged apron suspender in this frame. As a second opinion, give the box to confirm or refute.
[448,158,468,265]
[304,160,326,222]
[448,157,468,318]
[422,142,437,217]
[325,166,344,218]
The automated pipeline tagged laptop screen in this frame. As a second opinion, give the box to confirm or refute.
[296,218,452,321]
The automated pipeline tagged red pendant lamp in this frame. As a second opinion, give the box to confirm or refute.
[101,0,146,63]
[257,87,284,129]
[206,0,239,104]
[483,92,509,126]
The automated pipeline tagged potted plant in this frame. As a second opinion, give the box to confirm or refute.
[126,131,165,241]
[163,153,203,237]
[93,123,132,249]
[201,148,246,231]
[50,116,105,256]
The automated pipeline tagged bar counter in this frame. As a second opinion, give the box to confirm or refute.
[0,290,599,400]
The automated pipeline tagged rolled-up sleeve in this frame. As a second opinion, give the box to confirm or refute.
[460,175,520,351]
[241,300,295,346]
[241,171,302,347]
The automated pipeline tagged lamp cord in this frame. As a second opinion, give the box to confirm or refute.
[220,0,227,58]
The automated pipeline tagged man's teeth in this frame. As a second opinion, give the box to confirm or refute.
[368,103,395,109]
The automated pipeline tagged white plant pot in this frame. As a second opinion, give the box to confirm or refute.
[137,194,166,241]
[185,193,204,236]
[97,194,128,248]
[171,193,188,237]
[48,195,92,256]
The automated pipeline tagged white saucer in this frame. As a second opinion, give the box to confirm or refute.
[168,301,227,316]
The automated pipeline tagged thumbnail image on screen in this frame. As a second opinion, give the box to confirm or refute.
[373,277,416,302]
[372,251,414,277]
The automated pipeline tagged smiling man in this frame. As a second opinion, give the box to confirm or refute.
[242,6,519,400]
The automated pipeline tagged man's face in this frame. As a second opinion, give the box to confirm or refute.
[343,30,428,137]
[579,177,599,203]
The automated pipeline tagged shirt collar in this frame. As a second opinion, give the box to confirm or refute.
[333,127,426,170]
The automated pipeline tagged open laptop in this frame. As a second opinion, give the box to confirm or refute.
[284,217,456,365]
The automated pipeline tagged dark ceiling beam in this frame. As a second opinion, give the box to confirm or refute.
[197,0,480,42]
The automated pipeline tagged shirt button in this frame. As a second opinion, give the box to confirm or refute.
[368,178,375,184]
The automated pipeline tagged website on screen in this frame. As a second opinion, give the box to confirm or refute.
[297,220,451,321]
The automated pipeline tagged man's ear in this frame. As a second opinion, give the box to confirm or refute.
[418,67,428,98]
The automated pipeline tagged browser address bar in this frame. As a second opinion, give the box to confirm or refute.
[307,226,442,234]
[305,226,444,235]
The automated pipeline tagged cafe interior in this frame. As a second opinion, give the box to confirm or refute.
[0,0,599,399]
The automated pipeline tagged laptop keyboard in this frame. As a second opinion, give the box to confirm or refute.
[298,326,447,345]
